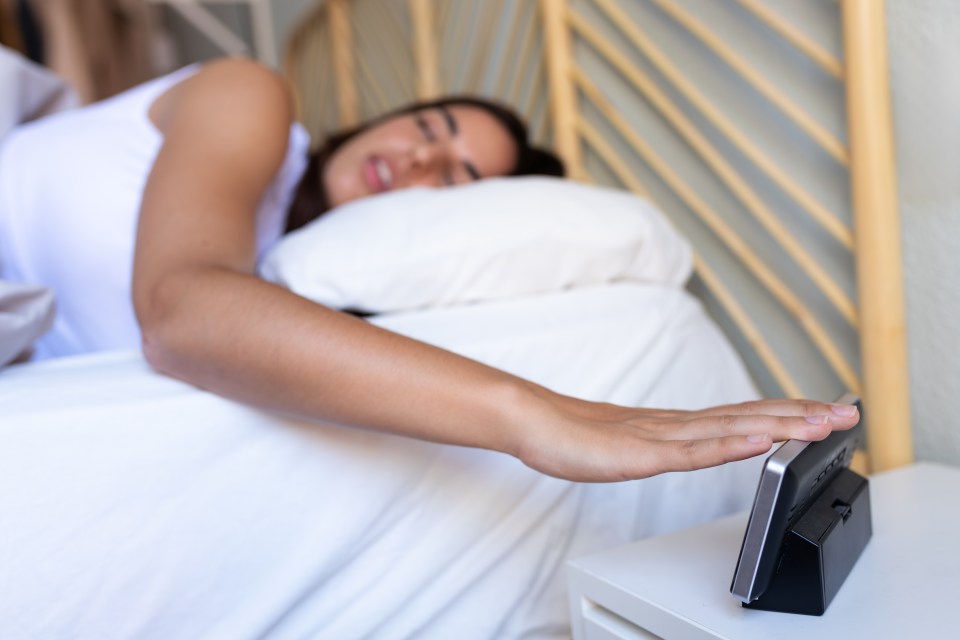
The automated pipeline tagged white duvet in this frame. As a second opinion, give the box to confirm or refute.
[0,283,764,639]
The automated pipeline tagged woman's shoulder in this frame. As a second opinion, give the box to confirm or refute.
[144,57,300,220]
[192,57,291,94]
[149,56,294,137]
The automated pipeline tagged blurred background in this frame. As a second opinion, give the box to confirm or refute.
[0,0,316,103]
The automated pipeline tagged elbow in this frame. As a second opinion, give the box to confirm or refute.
[141,328,176,376]
[135,276,192,379]
[140,315,204,386]
[135,265,246,383]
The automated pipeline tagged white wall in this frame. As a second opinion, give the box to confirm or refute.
[888,0,960,466]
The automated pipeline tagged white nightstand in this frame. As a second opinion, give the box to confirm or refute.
[567,462,960,639]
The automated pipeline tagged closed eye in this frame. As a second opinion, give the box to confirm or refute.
[415,113,436,141]
[416,109,475,185]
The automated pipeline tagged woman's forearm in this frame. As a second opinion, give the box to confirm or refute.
[138,265,863,482]
[140,265,554,457]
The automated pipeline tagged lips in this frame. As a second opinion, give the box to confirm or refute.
[363,155,394,193]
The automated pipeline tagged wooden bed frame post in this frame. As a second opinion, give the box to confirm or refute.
[843,0,913,472]
[408,0,440,100]
[539,0,583,179]
[328,0,360,127]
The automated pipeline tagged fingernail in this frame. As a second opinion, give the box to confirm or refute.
[830,403,857,417]
[747,434,769,443]
[805,415,828,425]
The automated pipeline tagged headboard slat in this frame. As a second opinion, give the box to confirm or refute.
[408,0,440,100]
[540,0,583,179]
[731,0,844,80]
[843,0,913,472]
[328,0,359,127]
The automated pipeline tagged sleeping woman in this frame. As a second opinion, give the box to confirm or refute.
[0,57,859,482]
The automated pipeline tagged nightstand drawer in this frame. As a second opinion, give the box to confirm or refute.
[581,598,661,640]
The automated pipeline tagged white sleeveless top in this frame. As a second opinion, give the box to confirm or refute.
[0,65,311,360]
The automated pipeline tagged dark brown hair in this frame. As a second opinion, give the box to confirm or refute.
[285,96,566,234]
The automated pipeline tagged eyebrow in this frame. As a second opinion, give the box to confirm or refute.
[439,106,458,135]
[438,106,481,181]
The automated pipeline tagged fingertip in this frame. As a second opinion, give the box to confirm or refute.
[829,403,858,417]
[746,433,770,445]
[837,411,861,428]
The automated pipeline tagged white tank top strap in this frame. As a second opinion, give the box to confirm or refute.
[83,63,202,141]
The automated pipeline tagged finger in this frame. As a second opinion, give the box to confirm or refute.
[642,434,774,476]
[693,399,860,424]
[658,413,837,443]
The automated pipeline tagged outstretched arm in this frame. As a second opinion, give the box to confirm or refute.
[133,59,858,483]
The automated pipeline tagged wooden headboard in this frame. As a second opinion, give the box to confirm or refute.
[284,0,911,475]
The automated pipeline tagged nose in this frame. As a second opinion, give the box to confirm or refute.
[411,141,440,168]
[406,142,446,184]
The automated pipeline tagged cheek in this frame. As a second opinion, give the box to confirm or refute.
[322,157,359,208]
[494,148,520,176]
[322,140,370,207]
[322,124,413,204]
[468,131,520,178]
[476,145,519,178]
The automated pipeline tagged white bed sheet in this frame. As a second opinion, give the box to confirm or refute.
[0,283,764,639]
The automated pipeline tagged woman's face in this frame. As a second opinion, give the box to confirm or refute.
[322,104,519,208]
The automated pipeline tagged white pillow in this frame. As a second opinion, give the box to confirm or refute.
[258,176,692,313]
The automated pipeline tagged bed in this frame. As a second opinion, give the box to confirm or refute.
[1,283,767,638]
[0,1,911,638]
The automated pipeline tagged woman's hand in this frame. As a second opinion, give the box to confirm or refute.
[514,394,860,482]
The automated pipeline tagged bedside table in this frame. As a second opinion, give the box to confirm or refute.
[567,462,960,639]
